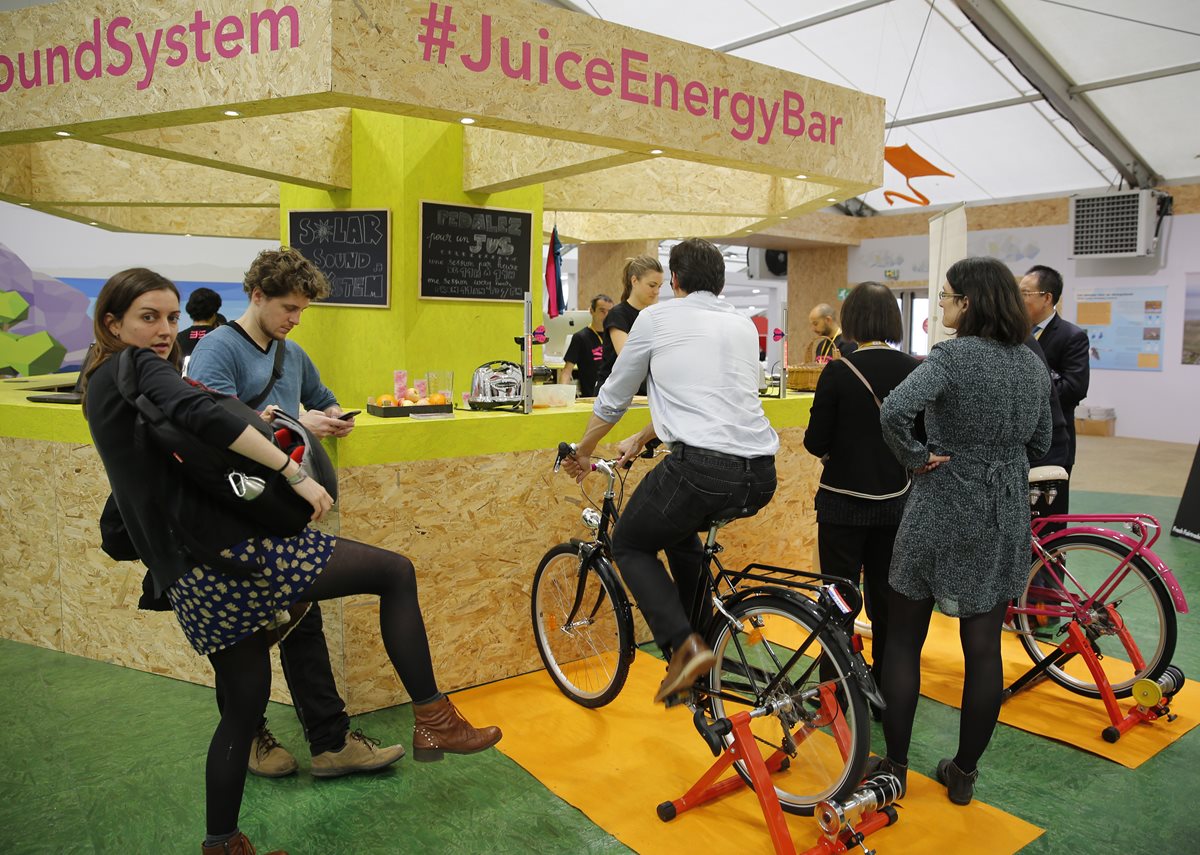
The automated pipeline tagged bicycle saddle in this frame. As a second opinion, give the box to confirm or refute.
[700,507,759,531]
[1029,465,1069,484]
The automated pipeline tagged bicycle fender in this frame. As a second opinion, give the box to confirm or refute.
[1041,526,1188,614]
[590,555,638,662]
[709,587,885,709]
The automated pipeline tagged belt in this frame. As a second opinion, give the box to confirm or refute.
[672,442,770,469]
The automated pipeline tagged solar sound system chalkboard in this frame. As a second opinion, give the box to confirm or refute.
[288,209,391,308]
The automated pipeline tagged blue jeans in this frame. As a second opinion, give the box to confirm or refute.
[611,447,776,653]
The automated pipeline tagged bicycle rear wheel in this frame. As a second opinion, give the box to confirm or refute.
[705,593,869,816]
[531,543,634,708]
[1015,532,1176,699]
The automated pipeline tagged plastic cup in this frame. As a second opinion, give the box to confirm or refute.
[426,371,453,406]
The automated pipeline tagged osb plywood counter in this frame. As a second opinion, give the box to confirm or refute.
[0,380,819,714]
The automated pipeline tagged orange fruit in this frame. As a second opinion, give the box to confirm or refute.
[428,392,447,405]
[377,394,396,407]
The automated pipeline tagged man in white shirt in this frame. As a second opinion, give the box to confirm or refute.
[563,238,779,705]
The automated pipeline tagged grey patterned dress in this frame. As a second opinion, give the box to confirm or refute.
[880,337,1052,617]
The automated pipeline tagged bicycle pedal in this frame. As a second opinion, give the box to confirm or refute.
[663,691,691,709]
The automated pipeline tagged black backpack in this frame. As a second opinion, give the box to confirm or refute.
[116,347,338,538]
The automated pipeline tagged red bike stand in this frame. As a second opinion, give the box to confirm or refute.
[1007,610,1182,743]
[657,694,895,855]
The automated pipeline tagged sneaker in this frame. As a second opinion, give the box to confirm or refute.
[311,729,405,778]
[248,724,299,778]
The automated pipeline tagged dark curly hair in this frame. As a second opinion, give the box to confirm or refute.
[243,248,330,301]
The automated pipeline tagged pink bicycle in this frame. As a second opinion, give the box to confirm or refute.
[1003,466,1189,737]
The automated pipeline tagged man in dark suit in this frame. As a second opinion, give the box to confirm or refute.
[809,302,858,359]
[1020,265,1090,471]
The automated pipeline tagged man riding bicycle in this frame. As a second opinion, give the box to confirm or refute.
[562,238,779,705]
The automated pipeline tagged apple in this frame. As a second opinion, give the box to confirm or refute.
[405,387,420,403]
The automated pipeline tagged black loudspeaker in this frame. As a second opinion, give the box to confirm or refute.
[765,249,788,276]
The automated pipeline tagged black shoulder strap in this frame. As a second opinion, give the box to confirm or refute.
[244,339,287,410]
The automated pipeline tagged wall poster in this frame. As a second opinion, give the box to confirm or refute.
[1075,285,1167,372]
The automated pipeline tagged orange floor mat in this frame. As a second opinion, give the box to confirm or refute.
[453,651,1042,854]
[878,612,1200,768]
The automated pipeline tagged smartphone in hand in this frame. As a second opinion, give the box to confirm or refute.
[337,410,362,421]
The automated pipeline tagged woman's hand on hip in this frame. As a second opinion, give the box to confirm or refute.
[915,453,950,475]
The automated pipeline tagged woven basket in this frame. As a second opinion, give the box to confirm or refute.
[787,336,840,391]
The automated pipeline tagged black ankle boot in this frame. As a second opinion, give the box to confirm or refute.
[936,757,979,805]
[862,755,907,797]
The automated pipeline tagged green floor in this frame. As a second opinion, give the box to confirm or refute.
[1,491,1197,854]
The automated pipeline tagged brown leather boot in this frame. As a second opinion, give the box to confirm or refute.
[412,697,502,762]
[200,831,286,854]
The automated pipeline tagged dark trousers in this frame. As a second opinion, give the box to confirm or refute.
[215,602,350,756]
[611,448,776,654]
[817,522,898,689]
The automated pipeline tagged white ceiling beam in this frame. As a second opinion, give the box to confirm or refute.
[1070,61,1200,95]
[953,0,1158,187]
[886,94,1042,129]
[715,0,893,52]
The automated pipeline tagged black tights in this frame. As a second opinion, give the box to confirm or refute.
[204,538,439,836]
[880,593,1008,774]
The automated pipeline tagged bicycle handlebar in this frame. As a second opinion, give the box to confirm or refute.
[553,438,663,474]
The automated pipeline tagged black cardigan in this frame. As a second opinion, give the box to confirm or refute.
[85,348,264,596]
[803,348,920,499]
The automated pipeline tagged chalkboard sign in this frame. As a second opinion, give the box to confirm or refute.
[419,200,533,302]
[287,209,391,308]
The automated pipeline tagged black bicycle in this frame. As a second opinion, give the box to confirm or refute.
[531,441,883,815]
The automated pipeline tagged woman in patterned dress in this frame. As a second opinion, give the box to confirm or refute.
[83,269,501,855]
[871,256,1052,805]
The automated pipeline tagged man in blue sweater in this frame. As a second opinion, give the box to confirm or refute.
[189,248,403,779]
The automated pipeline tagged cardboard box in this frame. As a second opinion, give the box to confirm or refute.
[1075,417,1116,437]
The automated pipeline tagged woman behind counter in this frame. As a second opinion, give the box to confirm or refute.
[594,254,663,394]
[872,256,1051,806]
[83,268,501,855]
[802,281,919,702]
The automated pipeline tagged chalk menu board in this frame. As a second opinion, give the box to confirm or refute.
[287,209,391,308]
[419,201,533,302]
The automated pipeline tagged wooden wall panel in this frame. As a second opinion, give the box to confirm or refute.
[576,239,659,313]
[787,246,849,362]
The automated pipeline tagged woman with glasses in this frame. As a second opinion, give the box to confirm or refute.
[869,257,1052,806]
[803,282,920,708]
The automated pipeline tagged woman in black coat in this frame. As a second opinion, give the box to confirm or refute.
[84,269,500,855]
[802,282,920,698]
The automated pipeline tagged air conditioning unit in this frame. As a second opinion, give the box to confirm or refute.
[747,247,788,279]
[1069,189,1166,259]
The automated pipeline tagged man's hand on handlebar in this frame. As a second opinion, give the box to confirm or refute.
[614,432,645,469]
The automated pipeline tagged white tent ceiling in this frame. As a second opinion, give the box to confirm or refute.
[547,0,1200,212]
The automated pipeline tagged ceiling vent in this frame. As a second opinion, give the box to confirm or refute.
[1069,189,1166,259]
[747,248,788,279]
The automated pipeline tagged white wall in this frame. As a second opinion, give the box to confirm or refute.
[849,214,1200,445]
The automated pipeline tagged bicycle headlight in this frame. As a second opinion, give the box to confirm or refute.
[581,508,601,531]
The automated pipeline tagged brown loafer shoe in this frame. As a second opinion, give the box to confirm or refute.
[653,633,716,704]
[311,729,405,778]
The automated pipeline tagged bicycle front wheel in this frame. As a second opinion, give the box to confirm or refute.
[706,593,870,816]
[531,543,634,708]
[1015,532,1176,698]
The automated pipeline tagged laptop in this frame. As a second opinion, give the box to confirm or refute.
[25,344,95,404]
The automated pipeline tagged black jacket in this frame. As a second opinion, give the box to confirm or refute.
[1037,314,1090,414]
[803,347,919,499]
[85,348,261,597]
[1025,335,1070,468]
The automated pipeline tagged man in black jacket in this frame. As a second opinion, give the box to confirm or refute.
[1020,266,1090,471]
[809,303,858,359]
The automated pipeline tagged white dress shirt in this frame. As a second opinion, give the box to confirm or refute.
[594,291,780,458]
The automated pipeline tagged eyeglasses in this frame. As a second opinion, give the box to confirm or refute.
[938,291,964,301]
[1019,290,1048,298]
